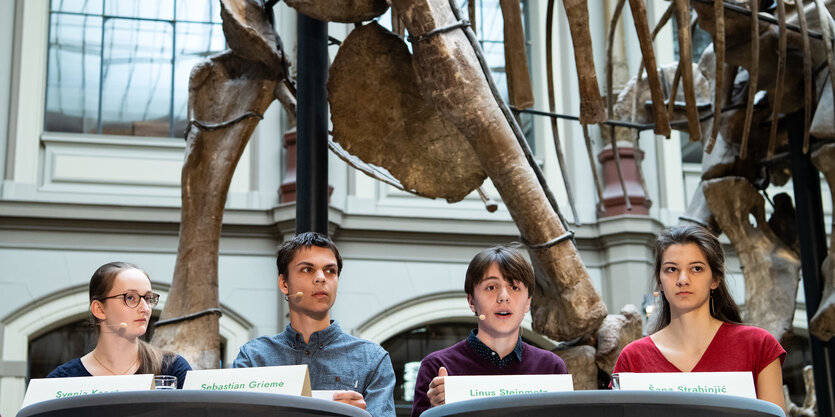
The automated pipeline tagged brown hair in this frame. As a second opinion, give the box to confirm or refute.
[276,232,343,279]
[89,262,172,375]
[464,245,535,297]
[651,226,742,333]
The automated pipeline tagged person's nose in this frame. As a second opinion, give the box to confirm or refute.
[498,286,510,303]
[137,297,151,313]
[314,269,326,284]
[676,270,690,287]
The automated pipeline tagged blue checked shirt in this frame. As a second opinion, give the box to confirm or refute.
[232,321,395,417]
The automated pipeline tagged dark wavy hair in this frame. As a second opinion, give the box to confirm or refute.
[89,261,173,375]
[651,226,742,333]
[464,244,534,297]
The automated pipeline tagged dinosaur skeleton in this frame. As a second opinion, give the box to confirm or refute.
[154,0,835,399]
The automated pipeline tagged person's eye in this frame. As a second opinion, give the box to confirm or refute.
[693,266,703,272]
[512,285,520,291]
[125,293,138,302]
[664,267,676,273]
[301,267,311,273]
[486,285,495,291]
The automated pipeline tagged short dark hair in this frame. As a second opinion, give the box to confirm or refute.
[464,245,534,296]
[276,232,343,278]
[651,225,741,332]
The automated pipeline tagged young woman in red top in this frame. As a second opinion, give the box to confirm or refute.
[614,226,785,412]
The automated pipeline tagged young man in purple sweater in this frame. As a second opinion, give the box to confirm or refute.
[410,245,568,416]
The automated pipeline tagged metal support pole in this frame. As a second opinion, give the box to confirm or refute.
[295,13,329,235]
[787,110,835,416]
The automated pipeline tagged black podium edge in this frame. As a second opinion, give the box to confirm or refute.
[16,390,372,417]
[420,390,785,417]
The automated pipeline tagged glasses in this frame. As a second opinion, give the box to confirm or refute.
[98,291,160,308]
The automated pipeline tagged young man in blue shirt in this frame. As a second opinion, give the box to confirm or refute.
[233,232,395,416]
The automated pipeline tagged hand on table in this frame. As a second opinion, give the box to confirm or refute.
[333,390,366,410]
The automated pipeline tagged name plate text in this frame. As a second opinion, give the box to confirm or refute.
[615,372,756,399]
[22,374,154,409]
[444,374,574,404]
[183,365,311,396]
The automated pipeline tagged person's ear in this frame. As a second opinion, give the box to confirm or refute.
[467,294,476,313]
[90,300,106,321]
[278,274,289,296]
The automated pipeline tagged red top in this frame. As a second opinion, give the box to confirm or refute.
[614,322,786,387]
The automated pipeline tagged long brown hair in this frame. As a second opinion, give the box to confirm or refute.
[651,226,742,333]
[89,262,172,375]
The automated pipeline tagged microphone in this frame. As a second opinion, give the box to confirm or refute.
[120,322,128,328]
[295,291,303,298]
[478,314,486,321]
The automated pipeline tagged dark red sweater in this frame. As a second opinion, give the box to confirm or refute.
[411,339,568,416]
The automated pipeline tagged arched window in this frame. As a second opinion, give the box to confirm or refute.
[0,286,251,415]
[26,314,229,379]
[353,292,556,416]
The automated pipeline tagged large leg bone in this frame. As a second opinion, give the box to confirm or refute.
[628,0,671,137]
[391,0,607,340]
[500,0,534,109]
[741,0,759,159]
[810,143,835,341]
[674,0,703,142]
[706,0,725,153]
[605,0,633,212]
[152,1,285,368]
[152,52,279,368]
[704,177,800,343]
[766,0,788,160]
[547,0,585,221]
[563,0,608,124]
[796,0,812,153]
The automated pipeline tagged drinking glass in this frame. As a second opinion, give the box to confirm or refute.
[154,375,177,390]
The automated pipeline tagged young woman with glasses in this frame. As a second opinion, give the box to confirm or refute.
[47,262,191,388]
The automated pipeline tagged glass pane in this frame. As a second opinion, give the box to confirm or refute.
[45,13,102,134]
[51,0,103,15]
[478,0,503,41]
[173,22,226,136]
[177,0,222,24]
[104,0,173,21]
[100,18,173,137]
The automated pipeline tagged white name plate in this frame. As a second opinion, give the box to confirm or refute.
[183,365,311,396]
[444,374,574,404]
[311,390,342,401]
[22,374,154,409]
[615,372,756,399]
